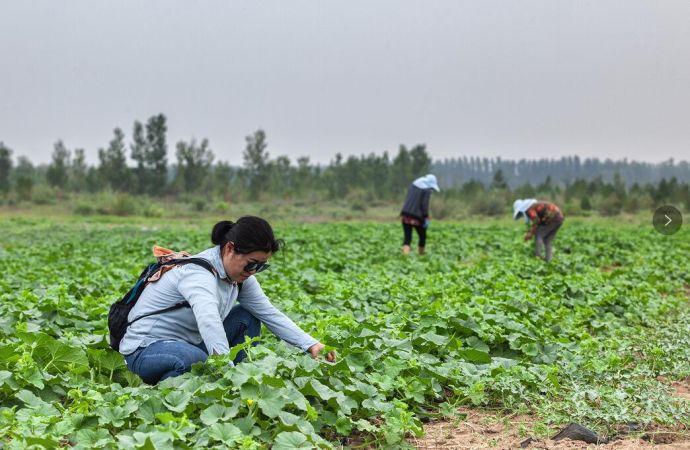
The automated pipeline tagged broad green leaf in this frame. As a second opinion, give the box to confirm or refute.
[520,342,540,357]
[278,410,301,426]
[258,394,287,419]
[200,403,238,426]
[96,405,130,427]
[233,415,259,435]
[273,431,314,450]
[16,389,44,407]
[466,336,490,352]
[362,397,394,412]
[90,348,126,372]
[303,379,336,400]
[419,331,449,346]
[163,390,192,413]
[0,370,13,385]
[24,436,59,448]
[136,397,164,424]
[354,418,379,432]
[15,389,60,416]
[334,393,357,415]
[335,414,352,435]
[74,428,112,448]
[208,422,243,445]
[20,366,46,389]
[229,362,265,386]
[22,332,90,369]
[457,348,491,364]
[128,431,174,450]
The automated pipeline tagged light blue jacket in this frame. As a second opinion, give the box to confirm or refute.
[119,246,318,356]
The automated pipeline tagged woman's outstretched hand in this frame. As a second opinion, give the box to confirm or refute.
[308,342,336,362]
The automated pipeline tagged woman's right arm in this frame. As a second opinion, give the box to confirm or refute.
[524,208,539,240]
[176,265,230,355]
[238,277,319,352]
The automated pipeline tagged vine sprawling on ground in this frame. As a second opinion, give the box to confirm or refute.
[0,217,688,448]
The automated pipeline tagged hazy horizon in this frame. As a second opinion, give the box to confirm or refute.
[1,1,689,166]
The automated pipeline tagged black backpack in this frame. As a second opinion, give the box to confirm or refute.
[108,257,241,351]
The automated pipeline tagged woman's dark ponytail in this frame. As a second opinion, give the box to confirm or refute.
[211,217,283,254]
[211,221,235,245]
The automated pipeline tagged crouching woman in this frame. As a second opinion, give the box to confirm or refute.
[513,199,565,262]
[119,216,335,384]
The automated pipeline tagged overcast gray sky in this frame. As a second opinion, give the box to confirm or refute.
[1,0,689,166]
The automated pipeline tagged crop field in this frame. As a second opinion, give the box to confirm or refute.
[0,217,689,449]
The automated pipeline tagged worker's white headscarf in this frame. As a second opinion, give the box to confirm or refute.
[412,174,440,192]
[513,199,537,223]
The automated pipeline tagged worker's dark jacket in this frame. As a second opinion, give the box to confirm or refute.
[400,185,431,221]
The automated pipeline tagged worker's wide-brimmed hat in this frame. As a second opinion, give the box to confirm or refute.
[413,174,440,192]
[513,199,537,221]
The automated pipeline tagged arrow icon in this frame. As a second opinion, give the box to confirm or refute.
[654,206,682,235]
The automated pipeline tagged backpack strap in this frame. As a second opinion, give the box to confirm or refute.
[167,257,217,275]
[127,258,217,326]
[126,301,192,326]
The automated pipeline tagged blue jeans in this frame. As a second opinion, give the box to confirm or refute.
[125,304,261,384]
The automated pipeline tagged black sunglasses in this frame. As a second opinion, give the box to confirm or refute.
[243,261,270,273]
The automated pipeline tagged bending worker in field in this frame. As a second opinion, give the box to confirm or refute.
[120,216,335,384]
[400,174,441,256]
[513,199,565,262]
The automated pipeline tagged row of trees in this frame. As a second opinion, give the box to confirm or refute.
[437,169,690,217]
[434,155,690,188]
[0,114,433,202]
[1,113,688,212]
[1,114,173,197]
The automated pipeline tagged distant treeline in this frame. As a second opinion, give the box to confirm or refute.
[433,156,690,188]
[1,113,688,216]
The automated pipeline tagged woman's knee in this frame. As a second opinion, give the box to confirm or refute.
[154,351,207,381]
[225,305,261,337]
[241,309,261,337]
[129,342,208,384]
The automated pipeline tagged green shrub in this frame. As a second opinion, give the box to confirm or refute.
[563,201,582,217]
[74,203,95,215]
[346,189,373,213]
[598,193,623,216]
[470,195,506,217]
[431,196,458,220]
[350,201,367,212]
[623,196,640,214]
[143,205,164,218]
[109,193,138,216]
[214,201,230,213]
[15,177,33,201]
[1,192,18,206]
[193,199,207,212]
[580,196,592,211]
[31,185,58,205]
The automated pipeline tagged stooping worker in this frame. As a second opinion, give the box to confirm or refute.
[512,199,565,262]
[119,216,336,384]
[400,174,440,256]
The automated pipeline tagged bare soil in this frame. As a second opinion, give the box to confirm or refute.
[658,376,690,402]
[672,378,690,401]
[408,408,690,450]
[600,263,622,273]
